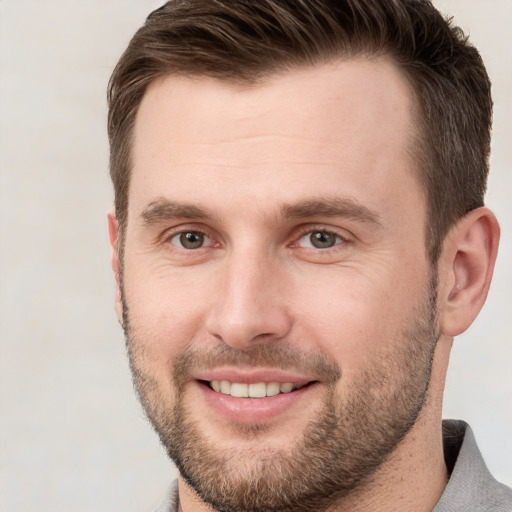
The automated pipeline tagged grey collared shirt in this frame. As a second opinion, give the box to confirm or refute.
[434,420,512,511]
[154,420,512,512]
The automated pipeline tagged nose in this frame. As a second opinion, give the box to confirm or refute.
[205,250,293,349]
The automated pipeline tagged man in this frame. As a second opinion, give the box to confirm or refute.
[107,0,511,510]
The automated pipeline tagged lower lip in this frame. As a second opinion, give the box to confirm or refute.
[195,381,315,424]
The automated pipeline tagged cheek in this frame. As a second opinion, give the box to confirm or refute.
[289,266,424,367]
[123,263,215,364]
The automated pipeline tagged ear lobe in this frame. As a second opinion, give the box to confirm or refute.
[107,210,124,323]
[439,207,500,337]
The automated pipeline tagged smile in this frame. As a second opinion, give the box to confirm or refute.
[209,380,305,398]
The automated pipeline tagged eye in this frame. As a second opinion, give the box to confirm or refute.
[170,230,210,250]
[298,230,344,249]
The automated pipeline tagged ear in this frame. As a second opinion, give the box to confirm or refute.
[439,207,500,337]
[107,209,124,324]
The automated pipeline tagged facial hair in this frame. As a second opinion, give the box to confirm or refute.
[122,273,439,512]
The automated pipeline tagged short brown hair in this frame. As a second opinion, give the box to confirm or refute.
[108,0,492,263]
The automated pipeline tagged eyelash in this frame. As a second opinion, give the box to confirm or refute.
[161,225,352,252]
[292,226,350,251]
[162,225,216,250]
[169,230,212,250]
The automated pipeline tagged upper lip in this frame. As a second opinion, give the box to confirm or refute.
[193,368,316,385]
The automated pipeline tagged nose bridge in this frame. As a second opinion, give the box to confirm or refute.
[206,244,291,348]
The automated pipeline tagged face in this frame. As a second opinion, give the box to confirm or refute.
[114,59,440,512]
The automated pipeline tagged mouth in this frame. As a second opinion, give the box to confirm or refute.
[194,373,318,424]
[203,380,309,398]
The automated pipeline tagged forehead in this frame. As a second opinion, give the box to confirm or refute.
[129,58,422,224]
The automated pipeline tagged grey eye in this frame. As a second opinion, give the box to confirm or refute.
[298,230,341,249]
[171,231,207,249]
[309,231,337,248]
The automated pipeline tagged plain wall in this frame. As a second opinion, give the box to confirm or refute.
[0,1,510,510]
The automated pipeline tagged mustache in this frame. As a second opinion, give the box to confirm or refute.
[172,343,341,386]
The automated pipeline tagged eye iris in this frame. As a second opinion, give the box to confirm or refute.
[310,231,336,248]
[180,231,204,249]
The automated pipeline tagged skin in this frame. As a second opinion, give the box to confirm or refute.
[108,58,499,511]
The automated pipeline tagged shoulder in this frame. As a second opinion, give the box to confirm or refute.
[435,420,512,512]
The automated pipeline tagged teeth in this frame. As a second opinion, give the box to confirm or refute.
[266,382,280,397]
[209,380,302,398]
[280,382,294,393]
[220,380,231,394]
[249,382,266,398]
[230,383,249,397]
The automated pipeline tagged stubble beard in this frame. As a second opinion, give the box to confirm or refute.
[122,273,439,512]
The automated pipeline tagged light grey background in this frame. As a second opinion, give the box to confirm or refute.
[0,1,510,511]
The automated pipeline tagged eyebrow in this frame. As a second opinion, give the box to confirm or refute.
[140,196,381,227]
[141,197,212,225]
[281,198,381,225]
